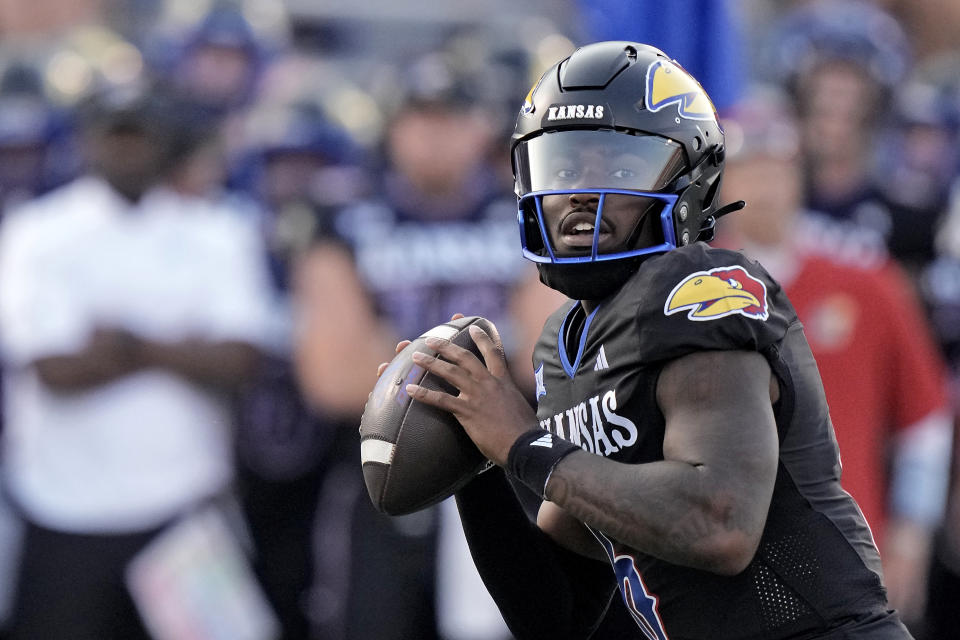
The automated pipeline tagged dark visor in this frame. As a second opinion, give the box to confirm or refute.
[514,129,687,194]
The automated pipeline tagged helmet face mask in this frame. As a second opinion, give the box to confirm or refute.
[519,188,678,262]
[514,128,686,263]
[511,41,725,298]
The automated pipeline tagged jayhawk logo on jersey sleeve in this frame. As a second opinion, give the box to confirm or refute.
[615,244,792,380]
[664,265,769,321]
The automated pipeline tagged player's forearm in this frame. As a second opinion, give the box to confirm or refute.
[139,339,262,389]
[33,353,140,391]
[545,451,770,575]
[456,468,614,640]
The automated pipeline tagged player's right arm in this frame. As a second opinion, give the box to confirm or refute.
[542,348,779,575]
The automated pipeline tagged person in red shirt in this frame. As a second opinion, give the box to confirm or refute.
[717,88,954,628]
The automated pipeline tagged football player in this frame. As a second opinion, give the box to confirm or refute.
[390,42,912,638]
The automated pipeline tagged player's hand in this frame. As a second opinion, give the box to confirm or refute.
[375,314,466,378]
[406,322,537,466]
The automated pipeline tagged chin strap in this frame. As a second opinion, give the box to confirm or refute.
[697,200,746,243]
[714,200,746,220]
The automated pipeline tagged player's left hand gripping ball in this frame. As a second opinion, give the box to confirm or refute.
[360,316,494,515]
[406,319,539,468]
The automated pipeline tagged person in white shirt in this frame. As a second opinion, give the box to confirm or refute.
[0,81,274,640]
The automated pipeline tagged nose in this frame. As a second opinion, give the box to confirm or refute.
[568,192,600,209]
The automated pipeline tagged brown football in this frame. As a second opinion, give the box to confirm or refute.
[359,316,493,516]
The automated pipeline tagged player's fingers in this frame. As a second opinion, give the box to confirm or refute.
[406,383,459,413]
[423,336,487,378]
[468,324,508,378]
[378,340,412,377]
[411,350,471,390]
[450,313,465,321]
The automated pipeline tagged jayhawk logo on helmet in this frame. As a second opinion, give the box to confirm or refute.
[520,76,542,115]
[664,266,769,321]
[645,59,717,121]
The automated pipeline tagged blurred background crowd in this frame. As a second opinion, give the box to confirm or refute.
[0,0,959,638]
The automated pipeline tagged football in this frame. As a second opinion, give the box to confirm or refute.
[359,316,493,516]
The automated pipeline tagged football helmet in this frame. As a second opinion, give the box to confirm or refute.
[512,41,727,299]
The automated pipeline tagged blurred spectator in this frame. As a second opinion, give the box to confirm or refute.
[0,79,275,639]
[233,100,366,288]
[328,50,523,341]
[766,0,927,267]
[574,0,746,110]
[226,98,369,640]
[926,431,960,639]
[409,27,547,190]
[170,3,265,117]
[875,79,960,274]
[920,255,960,397]
[294,49,554,640]
[0,62,69,213]
[906,54,960,640]
[291,228,396,639]
[923,56,960,269]
[717,89,953,630]
[147,2,280,184]
[0,58,72,638]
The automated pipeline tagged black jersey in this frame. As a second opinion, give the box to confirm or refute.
[532,243,888,640]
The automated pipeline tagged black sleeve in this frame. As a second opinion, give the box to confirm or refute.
[629,244,795,363]
[455,468,616,640]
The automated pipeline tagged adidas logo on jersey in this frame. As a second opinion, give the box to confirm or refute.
[594,345,609,371]
[530,433,555,448]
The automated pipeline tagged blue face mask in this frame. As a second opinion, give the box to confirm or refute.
[518,188,680,264]
[512,130,688,266]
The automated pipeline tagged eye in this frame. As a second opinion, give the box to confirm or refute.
[610,168,637,179]
[555,168,580,180]
[727,278,742,289]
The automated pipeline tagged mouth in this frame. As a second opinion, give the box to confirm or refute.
[558,210,613,249]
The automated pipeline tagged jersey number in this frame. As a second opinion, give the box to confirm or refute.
[596,532,669,640]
